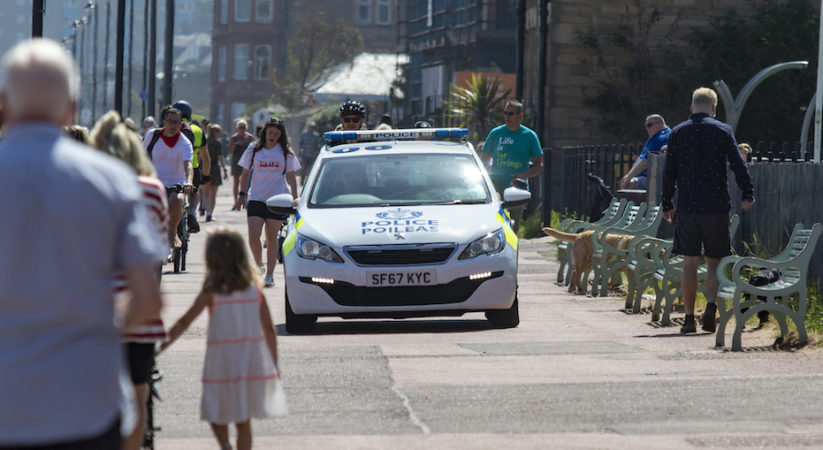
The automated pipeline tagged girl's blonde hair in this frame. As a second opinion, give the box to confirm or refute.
[90,110,157,177]
[203,228,260,293]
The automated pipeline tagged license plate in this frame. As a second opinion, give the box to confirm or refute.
[367,270,437,287]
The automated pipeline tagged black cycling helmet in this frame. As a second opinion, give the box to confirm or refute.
[172,100,192,120]
[339,100,366,117]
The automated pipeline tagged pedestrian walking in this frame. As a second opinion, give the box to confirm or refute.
[234,117,300,287]
[159,228,284,450]
[89,109,170,450]
[662,87,755,334]
[480,99,544,232]
[203,124,228,222]
[298,120,320,185]
[228,119,256,207]
[0,38,164,449]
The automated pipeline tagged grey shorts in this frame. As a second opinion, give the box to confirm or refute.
[672,212,730,258]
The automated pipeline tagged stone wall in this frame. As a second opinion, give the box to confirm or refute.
[522,0,759,150]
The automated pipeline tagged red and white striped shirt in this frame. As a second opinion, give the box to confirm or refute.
[122,175,169,342]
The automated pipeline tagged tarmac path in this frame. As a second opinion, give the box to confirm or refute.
[154,186,823,449]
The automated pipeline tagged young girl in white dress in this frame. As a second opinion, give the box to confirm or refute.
[160,228,282,450]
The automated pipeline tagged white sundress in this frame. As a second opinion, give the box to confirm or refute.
[201,284,280,425]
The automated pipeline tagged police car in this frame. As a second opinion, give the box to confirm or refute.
[266,128,530,333]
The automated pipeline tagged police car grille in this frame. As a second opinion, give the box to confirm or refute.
[346,246,456,265]
[300,271,504,307]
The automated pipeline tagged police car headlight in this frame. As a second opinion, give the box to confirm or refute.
[297,235,343,263]
[459,228,505,260]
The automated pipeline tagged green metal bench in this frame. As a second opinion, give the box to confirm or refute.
[572,202,647,295]
[650,215,739,325]
[588,203,663,297]
[715,223,822,351]
[555,198,628,285]
[625,236,670,313]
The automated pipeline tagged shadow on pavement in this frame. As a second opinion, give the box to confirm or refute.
[276,318,493,336]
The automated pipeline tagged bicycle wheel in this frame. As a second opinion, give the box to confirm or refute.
[172,247,181,273]
[181,239,188,272]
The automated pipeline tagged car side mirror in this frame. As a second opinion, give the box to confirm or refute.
[266,193,297,217]
[501,186,531,209]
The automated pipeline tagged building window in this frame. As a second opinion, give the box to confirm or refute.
[231,103,247,121]
[218,47,226,82]
[254,46,271,80]
[220,0,228,24]
[233,44,249,80]
[358,0,371,24]
[377,0,390,24]
[235,0,251,22]
[255,0,272,23]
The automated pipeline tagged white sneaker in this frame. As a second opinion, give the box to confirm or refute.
[259,265,266,275]
[264,275,274,287]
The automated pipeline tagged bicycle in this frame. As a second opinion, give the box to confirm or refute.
[167,184,190,273]
[142,366,163,449]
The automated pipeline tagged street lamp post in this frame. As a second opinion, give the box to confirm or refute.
[163,0,175,106]
[103,0,111,112]
[115,0,126,114]
[91,1,99,123]
[148,0,157,117]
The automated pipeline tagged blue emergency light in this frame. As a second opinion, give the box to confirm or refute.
[324,128,469,144]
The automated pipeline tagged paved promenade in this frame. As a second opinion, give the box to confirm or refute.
[154,186,823,449]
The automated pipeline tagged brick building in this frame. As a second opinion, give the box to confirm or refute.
[397,0,517,125]
[210,0,398,129]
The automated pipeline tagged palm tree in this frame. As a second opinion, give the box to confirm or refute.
[444,74,512,143]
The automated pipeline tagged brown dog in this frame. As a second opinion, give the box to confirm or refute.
[543,227,634,294]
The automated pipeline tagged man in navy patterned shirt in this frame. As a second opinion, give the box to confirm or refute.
[662,87,755,334]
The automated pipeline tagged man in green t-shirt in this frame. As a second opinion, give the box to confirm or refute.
[480,99,544,232]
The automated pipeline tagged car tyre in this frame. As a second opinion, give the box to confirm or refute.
[485,295,519,328]
[285,291,317,334]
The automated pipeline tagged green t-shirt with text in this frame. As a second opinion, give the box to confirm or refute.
[482,124,542,193]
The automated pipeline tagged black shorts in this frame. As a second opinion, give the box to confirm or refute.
[672,212,731,258]
[231,152,243,177]
[125,342,155,384]
[192,167,202,189]
[247,200,288,221]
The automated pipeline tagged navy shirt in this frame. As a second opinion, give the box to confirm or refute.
[662,113,754,214]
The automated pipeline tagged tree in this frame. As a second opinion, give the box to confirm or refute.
[444,74,512,143]
[578,0,819,144]
[271,12,364,110]
[688,0,819,143]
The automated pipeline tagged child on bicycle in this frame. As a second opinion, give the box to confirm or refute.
[158,228,284,450]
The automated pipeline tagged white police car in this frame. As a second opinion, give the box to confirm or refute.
[267,128,530,333]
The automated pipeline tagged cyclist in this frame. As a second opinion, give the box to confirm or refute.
[172,100,210,233]
[339,100,366,131]
[143,107,194,253]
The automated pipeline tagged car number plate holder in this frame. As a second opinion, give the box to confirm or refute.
[367,270,437,287]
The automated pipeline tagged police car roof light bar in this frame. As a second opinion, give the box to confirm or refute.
[323,128,469,144]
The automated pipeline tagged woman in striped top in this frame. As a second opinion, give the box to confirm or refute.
[159,228,282,450]
[90,110,169,450]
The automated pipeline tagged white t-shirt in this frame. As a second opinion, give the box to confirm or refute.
[238,143,301,202]
[142,129,193,187]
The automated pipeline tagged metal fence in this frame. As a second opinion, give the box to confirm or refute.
[547,141,819,222]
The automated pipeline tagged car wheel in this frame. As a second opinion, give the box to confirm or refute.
[485,295,519,328]
[285,291,317,334]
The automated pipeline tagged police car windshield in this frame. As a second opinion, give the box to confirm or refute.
[308,153,491,208]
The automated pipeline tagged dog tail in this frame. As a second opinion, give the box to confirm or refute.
[542,227,580,242]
